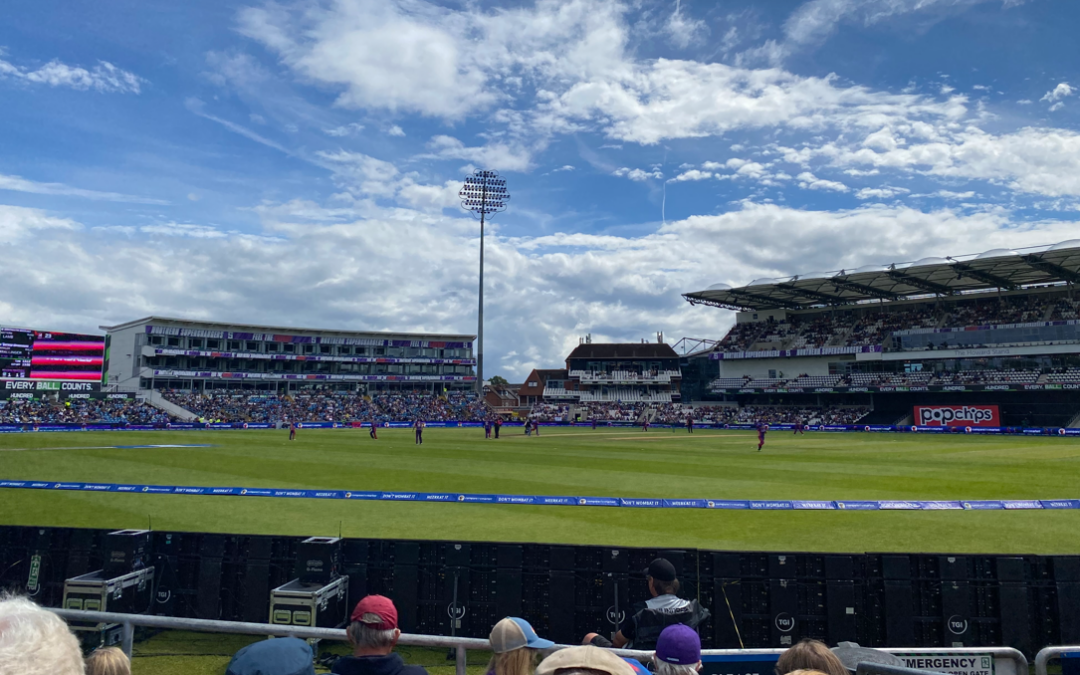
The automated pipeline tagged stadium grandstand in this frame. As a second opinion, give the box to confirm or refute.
[101,316,477,394]
[680,241,1080,427]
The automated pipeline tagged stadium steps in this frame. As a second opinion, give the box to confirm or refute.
[1066,410,1080,428]
[144,390,198,422]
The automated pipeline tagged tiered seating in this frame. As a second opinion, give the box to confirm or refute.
[163,391,490,422]
[745,378,787,388]
[577,389,672,403]
[790,374,842,387]
[0,398,175,425]
[931,370,1038,385]
[1046,368,1080,383]
[711,377,751,388]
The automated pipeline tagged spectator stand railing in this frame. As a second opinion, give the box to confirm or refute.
[48,609,1028,675]
[1035,645,1080,675]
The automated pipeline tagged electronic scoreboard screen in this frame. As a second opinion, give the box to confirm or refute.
[0,328,105,381]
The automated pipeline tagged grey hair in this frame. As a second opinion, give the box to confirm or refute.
[0,595,85,675]
[346,622,397,650]
[654,660,700,675]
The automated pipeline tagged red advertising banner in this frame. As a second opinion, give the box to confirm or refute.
[914,404,1000,427]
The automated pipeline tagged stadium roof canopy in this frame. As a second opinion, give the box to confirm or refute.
[683,241,1080,312]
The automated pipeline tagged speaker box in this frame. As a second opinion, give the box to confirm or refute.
[884,580,914,646]
[998,581,1030,654]
[294,537,341,584]
[548,570,575,644]
[393,564,419,632]
[769,578,798,647]
[827,580,857,644]
[197,557,223,619]
[103,529,150,577]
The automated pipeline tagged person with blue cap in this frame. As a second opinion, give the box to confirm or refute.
[226,637,315,675]
[486,617,554,675]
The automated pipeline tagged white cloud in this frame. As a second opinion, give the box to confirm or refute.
[854,186,908,200]
[0,173,168,205]
[665,0,708,49]
[613,167,663,181]
[0,205,81,244]
[0,54,143,93]
[4,198,1078,377]
[424,136,532,172]
[325,123,364,137]
[670,169,712,182]
[936,189,976,199]
[140,223,229,239]
[238,0,629,120]
[782,0,1023,51]
[797,171,849,192]
[387,125,406,137]
[1041,82,1074,103]
[809,126,1080,197]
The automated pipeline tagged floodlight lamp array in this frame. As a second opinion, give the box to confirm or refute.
[460,170,510,216]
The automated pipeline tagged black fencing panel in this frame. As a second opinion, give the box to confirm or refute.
[2,524,1079,657]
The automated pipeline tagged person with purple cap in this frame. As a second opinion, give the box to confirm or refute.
[332,595,428,675]
[486,617,554,675]
[652,624,702,675]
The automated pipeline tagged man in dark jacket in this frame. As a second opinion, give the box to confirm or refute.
[582,558,710,651]
[332,595,428,675]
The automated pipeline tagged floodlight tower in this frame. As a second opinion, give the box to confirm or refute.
[459,170,510,395]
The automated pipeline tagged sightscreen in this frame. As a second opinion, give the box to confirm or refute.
[0,327,105,381]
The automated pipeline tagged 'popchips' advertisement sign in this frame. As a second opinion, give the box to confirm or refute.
[915,405,1000,427]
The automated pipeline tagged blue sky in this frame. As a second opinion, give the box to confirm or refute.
[2,0,1080,378]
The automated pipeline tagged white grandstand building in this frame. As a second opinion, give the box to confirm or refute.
[101,316,476,394]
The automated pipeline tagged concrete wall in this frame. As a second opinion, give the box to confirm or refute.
[106,324,145,391]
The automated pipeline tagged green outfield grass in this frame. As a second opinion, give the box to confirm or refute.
[2,427,1079,553]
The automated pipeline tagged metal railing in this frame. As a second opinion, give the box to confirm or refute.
[48,609,1029,675]
[1035,645,1080,675]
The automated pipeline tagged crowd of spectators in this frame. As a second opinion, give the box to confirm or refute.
[162,390,490,423]
[716,295,1080,353]
[0,398,174,425]
[0,588,899,675]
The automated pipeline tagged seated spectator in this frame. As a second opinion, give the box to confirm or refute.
[333,595,427,675]
[226,636,314,675]
[86,647,131,675]
[536,646,636,675]
[0,594,85,675]
[486,617,554,675]
[774,639,848,675]
[584,558,709,650]
[653,625,702,675]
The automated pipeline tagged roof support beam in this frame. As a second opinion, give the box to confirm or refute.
[681,294,755,312]
[1022,254,1080,284]
[727,288,805,311]
[885,270,955,296]
[777,284,843,305]
[829,277,902,300]
[949,262,1018,291]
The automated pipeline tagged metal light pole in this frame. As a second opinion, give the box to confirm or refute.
[459,170,510,395]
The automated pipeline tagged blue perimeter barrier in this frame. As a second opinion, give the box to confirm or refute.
[3,421,1080,436]
[0,479,1074,511]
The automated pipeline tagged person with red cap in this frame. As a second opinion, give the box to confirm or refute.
[332,595,428,675]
